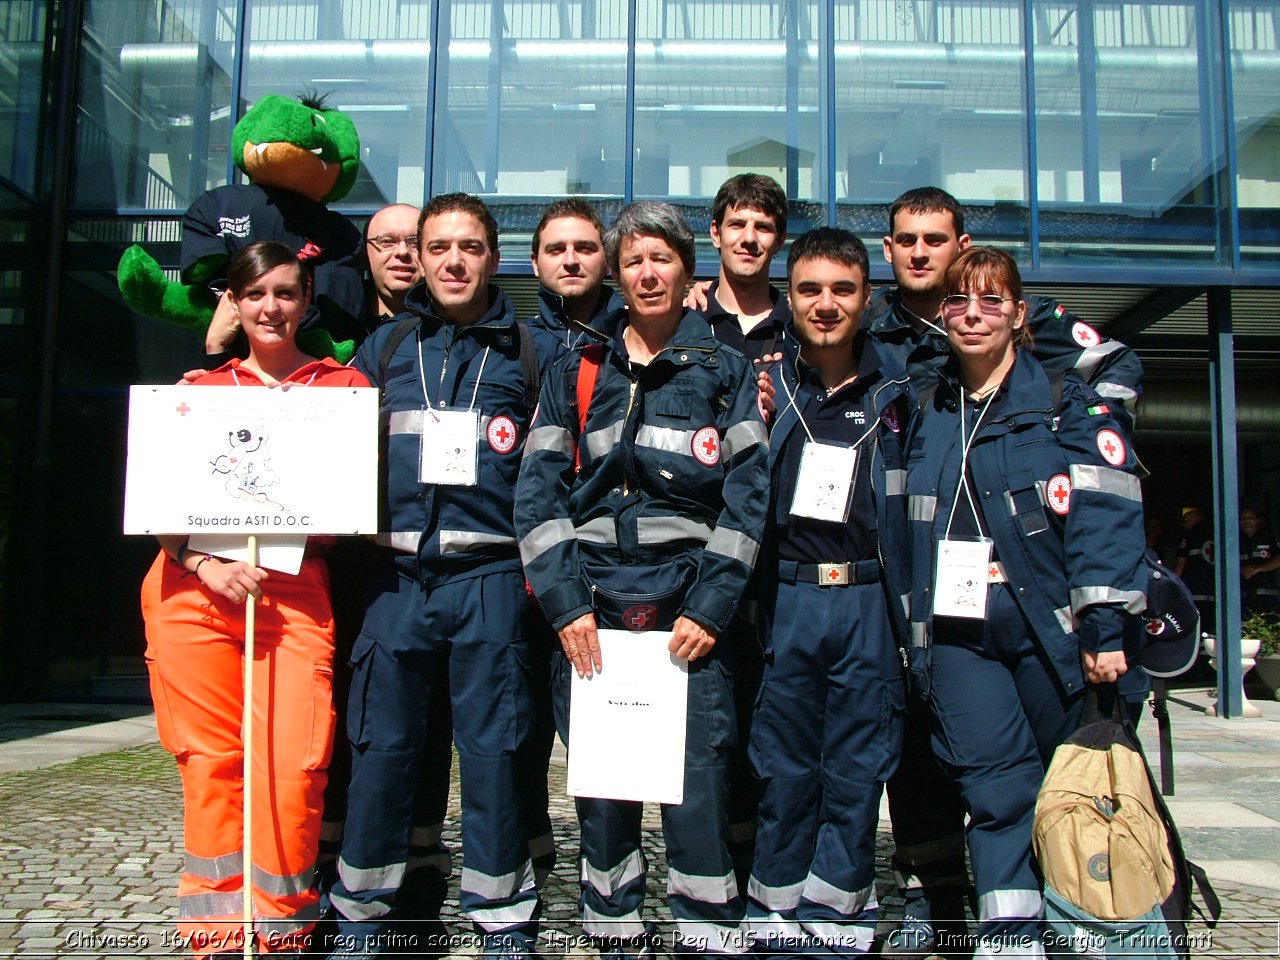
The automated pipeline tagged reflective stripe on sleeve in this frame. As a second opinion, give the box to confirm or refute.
[722,420,768,460]
[706,527,760,568]
[1055,606,1078,634]
[519,518,577,566]
[1069,464,1142,503]
[885,468,907,496]
[523,425,575,459]
[1072,340,1123,380]
[1070,585,1146,615]
[389,409,424,435]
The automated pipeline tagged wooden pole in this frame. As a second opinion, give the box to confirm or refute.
[243,534,258,959]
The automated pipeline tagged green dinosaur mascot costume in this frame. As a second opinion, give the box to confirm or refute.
[117,94,364,363]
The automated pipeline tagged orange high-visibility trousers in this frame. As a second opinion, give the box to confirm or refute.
[141,551,336,956]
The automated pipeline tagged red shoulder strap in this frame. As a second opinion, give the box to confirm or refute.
[574,344,606,473]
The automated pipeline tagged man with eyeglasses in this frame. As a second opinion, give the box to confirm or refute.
[866,187,1145,957]
[365,202,425,323]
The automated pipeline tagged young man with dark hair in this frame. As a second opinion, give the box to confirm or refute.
[327,194,562,960]
[745,227,912,955]
[528,198,622,344]
[701,173,791,361]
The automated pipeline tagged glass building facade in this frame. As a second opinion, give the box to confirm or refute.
[1,0,1277,700]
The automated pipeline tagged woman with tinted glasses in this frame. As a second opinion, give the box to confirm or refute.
[140,241,370,956]
[904,246,1146,958]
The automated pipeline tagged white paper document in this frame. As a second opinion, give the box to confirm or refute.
[187,533,309,575]
[932,537,994,620]
[567,630,689,804]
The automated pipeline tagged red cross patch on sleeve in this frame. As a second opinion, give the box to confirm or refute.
[1096,428,1126,466]
[1046,474,1072,515]
[692,426,721,466]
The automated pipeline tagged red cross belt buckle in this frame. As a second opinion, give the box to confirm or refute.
[818,562,849,586]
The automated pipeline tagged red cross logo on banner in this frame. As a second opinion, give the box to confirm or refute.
[1095,429,1126,466]
[175,402,191,417]
[692,426,721,466]
[487,415,519,454]
[1046,474,1072,516]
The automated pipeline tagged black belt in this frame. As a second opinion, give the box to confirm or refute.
[777,558,880,587]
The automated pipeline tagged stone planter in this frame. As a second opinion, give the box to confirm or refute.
[1254,654,1280,701]
[1202,634,1263,717]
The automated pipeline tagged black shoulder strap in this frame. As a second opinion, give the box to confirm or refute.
[377,315,423,386]
[516,317,541,411]
[1047,367,1066,416]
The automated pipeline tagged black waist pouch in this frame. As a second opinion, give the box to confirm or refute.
[583,555,699,632]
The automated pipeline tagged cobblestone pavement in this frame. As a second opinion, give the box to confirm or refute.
[0,736,1272,959]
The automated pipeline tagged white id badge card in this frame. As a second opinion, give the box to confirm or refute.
[932,537,994,620]
[790,440,858,523]
[419,408,480,486]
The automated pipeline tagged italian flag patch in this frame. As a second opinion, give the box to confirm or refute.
[1087,403,1110,416]
[1054,304,1066,319]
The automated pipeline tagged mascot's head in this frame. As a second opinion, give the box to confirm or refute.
[232,93,361,204]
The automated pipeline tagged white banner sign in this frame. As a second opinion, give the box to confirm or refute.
[568,630,689,804]
[123,385,379,535]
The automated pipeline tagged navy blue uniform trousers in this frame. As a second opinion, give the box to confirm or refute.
[929,584,1084,957]
[746,578,905,958]
[331,564,539,949]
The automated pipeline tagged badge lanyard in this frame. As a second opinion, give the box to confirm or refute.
[778,358,880,525]
[416,333,490,487]
[932,389,997,620]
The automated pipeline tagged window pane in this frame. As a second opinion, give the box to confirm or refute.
[74,0,236,210]
[1032,1,1222,264]
[431,0,629,205]
[241,0,433,209]
[0,2,49,196]
[1229,0,1280,266]
[834,1,1030,254]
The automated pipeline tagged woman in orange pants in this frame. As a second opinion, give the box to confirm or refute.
[141,241,370,956]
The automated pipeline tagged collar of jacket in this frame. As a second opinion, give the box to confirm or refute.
[703,279,791,330]
[403,282,516,332]
[772,330,909,442]
[866,287,946,344]
[934,349,1056,425]
[610,308,721,368]
[540,283,625,341]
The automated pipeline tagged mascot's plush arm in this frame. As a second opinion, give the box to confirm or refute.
[116,93,363,364]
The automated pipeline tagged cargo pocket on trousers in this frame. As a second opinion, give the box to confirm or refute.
[305,661,336,771]
[145,656,189,759]
[347,633,377,751]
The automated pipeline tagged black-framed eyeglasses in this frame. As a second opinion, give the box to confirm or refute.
[368,234,419,252]
[943,294,1013,317]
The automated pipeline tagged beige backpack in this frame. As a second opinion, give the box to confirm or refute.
[1033,720,1174,921]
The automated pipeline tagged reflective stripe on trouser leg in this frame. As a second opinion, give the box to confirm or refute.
[886,698,969,898]
[663,652,746,954]
[448,573,540,939]
[141,552,334,956]
[578,797,650,941]
[520,606,559,889]
[928,587,1076,956]
[748,580,902,957]
[330,569,446,946]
